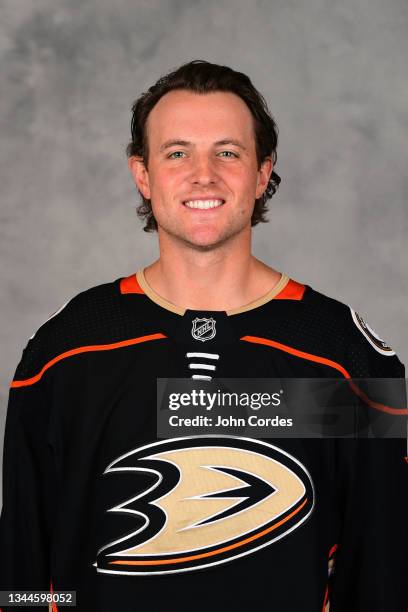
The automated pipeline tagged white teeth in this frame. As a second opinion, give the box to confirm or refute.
[184,199,224,209]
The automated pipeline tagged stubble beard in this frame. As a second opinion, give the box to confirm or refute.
[157,215,249,253]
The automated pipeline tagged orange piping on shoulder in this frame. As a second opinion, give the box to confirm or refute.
[120,274,144,294]
[276,279,306,300]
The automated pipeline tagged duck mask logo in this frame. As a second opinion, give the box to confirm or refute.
[94,436,314,575]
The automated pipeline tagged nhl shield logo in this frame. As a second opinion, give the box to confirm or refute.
[191,317,216,342]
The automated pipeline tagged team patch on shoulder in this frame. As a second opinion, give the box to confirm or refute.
[350,307,395,356]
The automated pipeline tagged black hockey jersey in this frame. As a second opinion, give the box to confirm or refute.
[0,269,407,611]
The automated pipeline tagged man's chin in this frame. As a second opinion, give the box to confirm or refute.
[159,226,237,251]
[183,231,240,252]
[186,241,223,252]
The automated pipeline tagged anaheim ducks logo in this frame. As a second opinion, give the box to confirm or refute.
[350,307,395,356]
[94,437,314,575]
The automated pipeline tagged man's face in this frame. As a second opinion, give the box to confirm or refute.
[129,89,272,251]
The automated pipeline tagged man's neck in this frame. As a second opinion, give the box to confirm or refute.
[143,238,282,312]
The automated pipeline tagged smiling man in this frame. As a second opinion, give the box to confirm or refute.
[127,83,282,312]
[0,60,406,612]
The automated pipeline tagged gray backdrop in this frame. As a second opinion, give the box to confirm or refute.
[1,0,407,503]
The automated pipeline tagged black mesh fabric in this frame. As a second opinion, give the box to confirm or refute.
[230,286,404,379]
[14,278,163,380]
[13,278,404,382]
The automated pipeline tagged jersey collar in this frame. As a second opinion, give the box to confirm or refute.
[134,267,291,317]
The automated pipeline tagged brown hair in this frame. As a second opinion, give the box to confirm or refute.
[126,60,281,232]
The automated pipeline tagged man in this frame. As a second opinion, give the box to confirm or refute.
[0,60,406,611]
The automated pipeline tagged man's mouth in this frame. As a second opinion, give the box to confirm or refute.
[183,199,225,210]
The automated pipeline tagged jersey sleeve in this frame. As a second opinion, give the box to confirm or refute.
[329,311,407,611]
[0,339,57,610]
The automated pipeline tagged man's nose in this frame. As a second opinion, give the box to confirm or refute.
[191,155,218,184]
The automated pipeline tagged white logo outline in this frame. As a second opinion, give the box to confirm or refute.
[191,317,217,342]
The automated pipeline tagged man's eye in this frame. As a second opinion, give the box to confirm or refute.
[168,151,186,159]
[218,151,238,158]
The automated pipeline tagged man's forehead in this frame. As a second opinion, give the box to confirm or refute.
[146,90,255,145]
[152,88,249,111]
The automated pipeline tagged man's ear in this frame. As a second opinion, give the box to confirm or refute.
[255,157,273,199]
[128,156,151,199]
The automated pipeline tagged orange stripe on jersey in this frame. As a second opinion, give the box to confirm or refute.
[110,497,308,567]
[120,274,144,294]
[241,335,407,415]
[347,380,407,415]
[321,544,338,612]
[328,543,338,558]
[275,278,305,300]
[241,335,351,377]
[10,333,167,388]
[321,585,329,612]
[50,580,58,612]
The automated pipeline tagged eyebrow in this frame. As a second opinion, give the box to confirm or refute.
[159,138,247,152]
